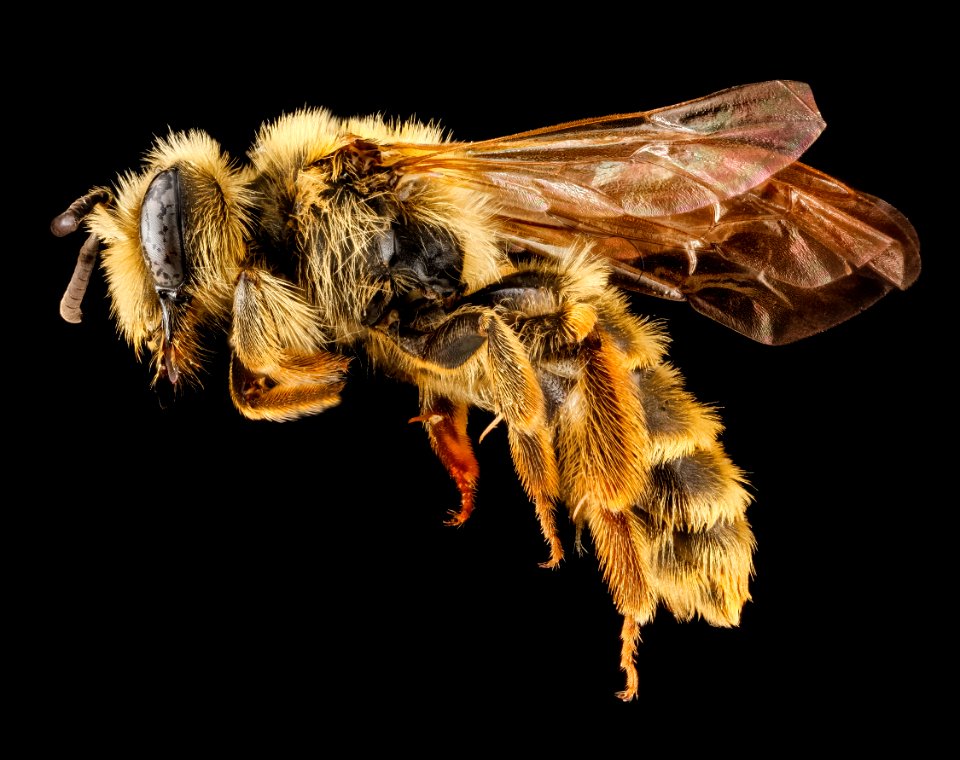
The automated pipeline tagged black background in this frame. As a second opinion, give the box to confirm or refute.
[16,13,944,745]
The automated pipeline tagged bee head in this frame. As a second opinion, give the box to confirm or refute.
[56,131,252,388]
[136,150,252,387]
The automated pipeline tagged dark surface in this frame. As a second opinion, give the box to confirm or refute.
[17,16,942,742]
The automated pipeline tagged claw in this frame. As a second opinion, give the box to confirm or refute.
[478,412,504,443]
[444,508,471,527]
[571,494,589,522]
[537,536,564,569]
[616,685,639,702]
[409,413,443,425]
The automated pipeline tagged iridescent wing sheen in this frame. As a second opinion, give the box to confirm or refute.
[382,80,919,344]
[499,162,921,344]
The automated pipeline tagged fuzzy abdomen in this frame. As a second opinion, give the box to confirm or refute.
[634,363,755,626]
[540,290,754,628]
[465,249,756,629]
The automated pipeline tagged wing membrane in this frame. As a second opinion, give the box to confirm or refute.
[381,81,919,344]
[499,163,920,344]
[392,80,826,220]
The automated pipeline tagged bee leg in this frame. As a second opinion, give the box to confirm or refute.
[584,504,657,697]
[385,307,564,561]
[508,425,563,567]
[229,351,350,422]
[478,310,563,564]
[467,273,620,567]
[474,261,666,687]
[553,328,660,697]
[416,417,563,561]
[466,318,567,573]
[411,396,479,526]
[397,308,545,436]
[616,616,642,702]
[229,268,350,422]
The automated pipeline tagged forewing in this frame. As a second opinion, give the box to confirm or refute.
[389,80,826,221]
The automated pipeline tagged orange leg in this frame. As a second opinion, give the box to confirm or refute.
[507,426,563,567]
[229,267,350,422]
[617,616,642,701]
[230,352,348,422]
[411,398,479,526]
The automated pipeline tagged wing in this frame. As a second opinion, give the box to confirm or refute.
[498,162,921,344]
[379,80,920,344]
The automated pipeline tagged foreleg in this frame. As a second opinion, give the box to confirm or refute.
[230,268,349,422]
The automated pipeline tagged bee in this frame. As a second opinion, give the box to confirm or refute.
[51,80,920,700]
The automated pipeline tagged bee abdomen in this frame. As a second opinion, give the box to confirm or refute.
[492,254,755,628]
[634,363,724,460]
[552,311,754,627]
[633,358,755,626]
[647,447,751,531]
[649,513,755,626]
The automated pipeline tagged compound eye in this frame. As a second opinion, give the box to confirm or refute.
[140,168,188,293]
[140,168,191,382]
